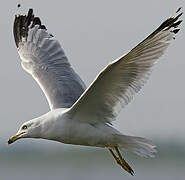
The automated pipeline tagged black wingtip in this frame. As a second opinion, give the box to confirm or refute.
[13,8,47,48]
[170,8,183,36]
[175,12,183,21]
[130,170,134,176]
[157,8,183,36]
[172,28,180,34]
[176,7,182,13]
[142,7,183,44]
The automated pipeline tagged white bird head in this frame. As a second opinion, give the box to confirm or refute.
[7,119,42,145]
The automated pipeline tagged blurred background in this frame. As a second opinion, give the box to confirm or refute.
[0,0,185,180]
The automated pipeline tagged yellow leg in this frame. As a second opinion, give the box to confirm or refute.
[108,148,122,165]
[108,147,134,176]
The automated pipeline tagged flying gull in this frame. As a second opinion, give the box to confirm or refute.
[8,6,182,175]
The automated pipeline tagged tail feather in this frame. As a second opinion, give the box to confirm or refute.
[114,135,157,158]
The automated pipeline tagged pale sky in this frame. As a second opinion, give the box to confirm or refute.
[1,0,185,146]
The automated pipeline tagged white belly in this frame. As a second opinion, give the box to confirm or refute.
[46,119,119,148]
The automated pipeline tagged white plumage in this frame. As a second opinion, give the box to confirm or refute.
[8,7,182,175]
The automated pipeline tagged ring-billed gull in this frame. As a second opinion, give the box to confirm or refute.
[8,6,182,175]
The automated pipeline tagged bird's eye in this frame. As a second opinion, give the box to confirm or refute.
[22,125,27,130]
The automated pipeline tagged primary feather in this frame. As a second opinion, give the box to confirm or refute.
[13,9,86,109]
[68,9,183,124]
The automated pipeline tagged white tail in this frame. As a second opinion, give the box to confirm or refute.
[115,135,157,158]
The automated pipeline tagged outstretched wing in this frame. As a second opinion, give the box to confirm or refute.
[68,8,183,124]
[13,9,86,109]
